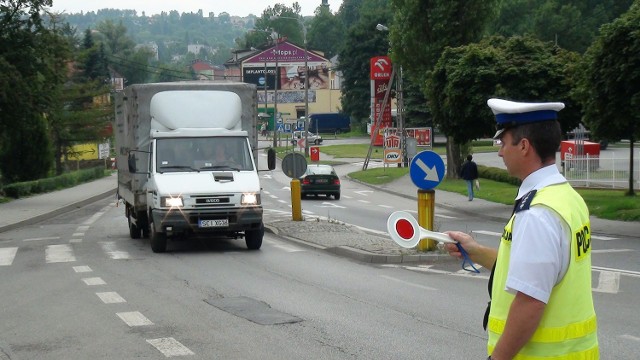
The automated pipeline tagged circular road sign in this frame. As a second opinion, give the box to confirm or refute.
[409,150,445,190]
[282,152,307,178]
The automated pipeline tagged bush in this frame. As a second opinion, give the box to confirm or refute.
[1,166,109,199]
[478,165,521,186]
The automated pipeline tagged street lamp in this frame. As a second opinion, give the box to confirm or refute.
[271,15,309,157]
[376,23,406,167]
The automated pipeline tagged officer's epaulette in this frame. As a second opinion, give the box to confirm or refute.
[515,190,537,213]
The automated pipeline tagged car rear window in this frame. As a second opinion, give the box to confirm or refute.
[308,166,334,175]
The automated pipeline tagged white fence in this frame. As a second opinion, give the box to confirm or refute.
[563,152,640,190]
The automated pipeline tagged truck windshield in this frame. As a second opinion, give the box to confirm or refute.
[156,137,254,172]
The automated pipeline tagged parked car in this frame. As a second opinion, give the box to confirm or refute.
[300,164,340,200]
[291,131,322,145]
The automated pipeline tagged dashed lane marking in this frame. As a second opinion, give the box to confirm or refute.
[117,311,153,326]
[99,241,131,260]
[0,247,18,266]
[23,236,60,242]
[592,270,620,293]
[146,337,195,357]
[73,265,92,273]
[96,291,126,304]
[45,244,76,263]
[379,274,438,291]
[82,277,106,286]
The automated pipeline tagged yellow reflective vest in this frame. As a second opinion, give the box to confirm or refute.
[488,183,599,359]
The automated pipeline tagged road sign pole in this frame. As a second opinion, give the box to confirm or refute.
[416,189,437,251]
[291,179,302,221]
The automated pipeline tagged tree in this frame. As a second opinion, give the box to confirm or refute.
[428,36,581,176]
[389,0,500,177]
[577,2,640,196]
[307,5,345,60]
[0,0,57,182]
[335,0,392,127]
[489,0,635,53]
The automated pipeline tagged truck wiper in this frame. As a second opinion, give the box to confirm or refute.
[158,165,200,173]
[199,165,240,172]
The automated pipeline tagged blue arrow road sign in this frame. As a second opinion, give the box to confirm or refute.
[409,150,445,190]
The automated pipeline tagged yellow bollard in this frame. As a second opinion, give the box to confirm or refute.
[417,189,438,251]
[291,179,303,221]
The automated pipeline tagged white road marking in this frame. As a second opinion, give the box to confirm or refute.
[117,311,153,326]
[269,194,278,199]
[77,226,90,232]
[99,241,130,260]
[620,334,640,342]
[592,235,618,241]
[377,204,393,209]
[45,244,76,263]
[82,277,106,286]
[278,199,287,203]
[262,174,273,179]
[69,238,82,243]
[341,195,353,199]
[83,205,111,225]
[0,247,18,266]
[72,233,84,237]
[592,249,634,254]
[379,274,437,291]
[73,266,92,273]
[96,291,126,304]
[23,236,60,242]
[353,190,373,196]
[317,202,346,209]
[264,239,305,252]
[147,337,195,357]
[357,200,370,204]
[592,266,640,279]
[473,230,502,237]
[434,214,457,219]
[593,270,620,293]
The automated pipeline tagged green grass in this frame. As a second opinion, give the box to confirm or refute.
[345,153,639,222]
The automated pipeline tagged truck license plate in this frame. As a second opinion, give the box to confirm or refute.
[198,219,229,228]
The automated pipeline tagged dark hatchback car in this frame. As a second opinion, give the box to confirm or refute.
[300,164,341,200]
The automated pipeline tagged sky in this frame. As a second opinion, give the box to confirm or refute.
[48,0,343,17]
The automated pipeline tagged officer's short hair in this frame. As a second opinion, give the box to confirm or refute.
[509,121,561,162]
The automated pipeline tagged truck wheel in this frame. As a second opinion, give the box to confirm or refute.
[128,216,142,239]
[150,222,167,253]
[245,223,264,250]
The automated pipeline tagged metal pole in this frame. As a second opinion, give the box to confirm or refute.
[397,65,406,167]
[303,26,309,157]
[273,35,279,148]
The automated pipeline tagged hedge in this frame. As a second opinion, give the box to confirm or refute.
[1,166,108,199]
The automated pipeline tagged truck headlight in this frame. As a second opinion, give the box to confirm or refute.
[161,196,183,208]
[241,193,260,205]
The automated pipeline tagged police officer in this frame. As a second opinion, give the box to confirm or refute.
[445,98,599,359]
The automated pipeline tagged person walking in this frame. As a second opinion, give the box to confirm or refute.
[444,98,599,359]
[460,154,479,201]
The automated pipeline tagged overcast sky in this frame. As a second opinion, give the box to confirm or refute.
[48,0,343,17]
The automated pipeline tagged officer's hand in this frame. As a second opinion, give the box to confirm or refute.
[443,231,479,259]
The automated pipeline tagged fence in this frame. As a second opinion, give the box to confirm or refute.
[563,152,639,190]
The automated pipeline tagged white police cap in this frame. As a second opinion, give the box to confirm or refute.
[488,98,565,139]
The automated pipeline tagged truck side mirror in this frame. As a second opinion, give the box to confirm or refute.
[128,153,137,173]
[267,148,276,170]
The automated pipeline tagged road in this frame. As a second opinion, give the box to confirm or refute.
[0,154,639,358]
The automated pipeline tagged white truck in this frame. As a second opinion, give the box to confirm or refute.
[115,82,275,253]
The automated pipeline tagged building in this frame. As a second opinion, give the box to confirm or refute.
[225,39,342,131]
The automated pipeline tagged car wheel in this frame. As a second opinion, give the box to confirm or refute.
[314,139,320,145]
[150,221,167,253]
[334,193,341,200]
[245,223,264,250]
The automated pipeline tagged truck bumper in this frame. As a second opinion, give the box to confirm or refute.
[151,207,263,236]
